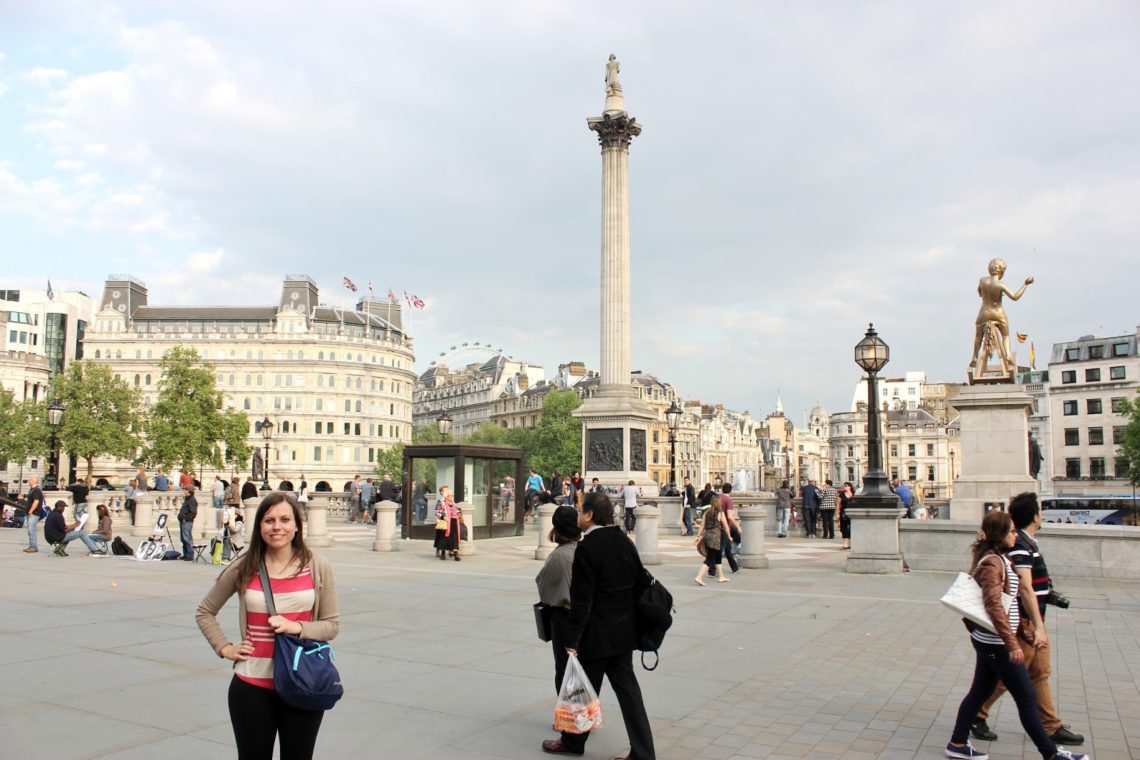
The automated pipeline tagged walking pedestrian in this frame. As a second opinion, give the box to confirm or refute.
[818,479,838,540]
[694,495,731,586]
[536,505,581,693]
[434,486,461,561]
[838,482,854,549]
[719,483,740,573]
[775,480,792,538]
[800,480,821,537]
[622,480,638,534]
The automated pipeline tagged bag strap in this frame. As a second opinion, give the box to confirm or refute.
[258,559,278,617]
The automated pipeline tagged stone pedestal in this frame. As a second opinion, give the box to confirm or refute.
[846,506,906,574]
[950,385,1038,523]
[633,505,660,565]
[305,498,332,548]
[457,502,475,557]
[192,496,210,540]
[534,504,557,560]
[243,498,261,543]
[372,500,399,552]
[737,505,770,569]
[131,493,155,537]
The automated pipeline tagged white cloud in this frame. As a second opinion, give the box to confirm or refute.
[21,66,68,87]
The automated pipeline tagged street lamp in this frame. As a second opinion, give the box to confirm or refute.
[437,410,453,442]
[853,323,894,502]
[665,400,681,490]
[260,415,274,491]
[46,399,65,489]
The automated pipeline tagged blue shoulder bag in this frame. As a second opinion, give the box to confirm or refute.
[258,560,344,711]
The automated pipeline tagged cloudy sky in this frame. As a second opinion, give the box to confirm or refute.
[2,1,1138,423]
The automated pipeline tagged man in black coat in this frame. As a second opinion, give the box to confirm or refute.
[542,492,655,759]
[681,476,697,536]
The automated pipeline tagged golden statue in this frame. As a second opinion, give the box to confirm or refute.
[968,258,1033,383]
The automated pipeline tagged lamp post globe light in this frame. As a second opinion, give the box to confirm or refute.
[436,411,452,441]
[260,415,274,491]
[665,400,681,491]
[46,399,65,489]
[853,323,894,503]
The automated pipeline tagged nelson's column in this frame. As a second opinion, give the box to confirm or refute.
[573,54,658,494]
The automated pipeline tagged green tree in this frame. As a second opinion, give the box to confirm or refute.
[142,346,250,477]
[1117,391,1140,488]
[463,421,513,446]
[522,389,582,477]
[374,442,405,481]
[52,360,144,482]
[0,392,52,473]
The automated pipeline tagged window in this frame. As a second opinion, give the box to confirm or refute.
[926,443,935,456]
[1064,428,1079,446]
[1088,345,1104,360]
[354,423,361,436]
[846,425,853,434]
[316,399,323,411]
[1114,426,1126,444]
[1061,370,1076,384]
[927,464,935,482]
[314,447,321,462]
[355,400,361,412]
[1110,366,1126,380]
[1087,399,1103,414]
[1089,457,1106,478]
[1112,342,1129,357]
[1088,428,1104,445]
[847,445,854,457]
[890,467,899,480]
[907,465,917,480]
[1063,400,1078,416]
[890,444,898,457]
[1117,457,1130,478]
[1085,368,1101,382]
[907,444,916,457]
[1065,347,1080,361]
[344,400,351,412]
[1111,397,1126,412]
[344,423,351,435]
[1065,458,1081,478]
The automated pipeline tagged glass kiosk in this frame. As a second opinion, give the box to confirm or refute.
[402,444,526,540]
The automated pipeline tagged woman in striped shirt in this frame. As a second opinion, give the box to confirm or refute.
[944,511,1085,760]
[197,493,340,760]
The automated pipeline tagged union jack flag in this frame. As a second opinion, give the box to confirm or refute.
[342,276,358,293]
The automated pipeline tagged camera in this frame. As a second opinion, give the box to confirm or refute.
[1045,583,1070,610]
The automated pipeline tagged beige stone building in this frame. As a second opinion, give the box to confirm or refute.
[84,275,416,491]
[416,353,547,436]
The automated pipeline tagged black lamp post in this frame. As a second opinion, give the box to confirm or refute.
[260,416,274,491]
[853,323,893,502]
[437,411,452,442]
[46,399,65,489]
[665,400,681,490]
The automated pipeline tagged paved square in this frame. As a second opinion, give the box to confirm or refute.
[2,526,1138,759]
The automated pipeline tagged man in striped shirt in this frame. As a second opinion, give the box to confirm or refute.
[972,492,1084,747]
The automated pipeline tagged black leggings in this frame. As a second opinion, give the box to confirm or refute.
[228,675,325,760]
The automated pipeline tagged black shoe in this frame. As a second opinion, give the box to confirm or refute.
[1049,726,1083,745]
[970,719,998,741]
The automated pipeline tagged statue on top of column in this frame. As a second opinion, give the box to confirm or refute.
[605,54,622,95]
[968,257,1034,384]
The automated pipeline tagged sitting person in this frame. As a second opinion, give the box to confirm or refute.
[89,504,114,552]
[43,500,105,556]
[224,509,245,555]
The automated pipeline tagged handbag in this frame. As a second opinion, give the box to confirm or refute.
[695,535,706,557]
[258,560,343,711]
[940,556,1013,635]
[534,602,553,642]
[435,517,448,530]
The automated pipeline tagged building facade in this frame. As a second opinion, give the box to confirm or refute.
[84,275,416,490]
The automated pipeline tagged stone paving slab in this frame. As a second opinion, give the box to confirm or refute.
[1,525,1138,759]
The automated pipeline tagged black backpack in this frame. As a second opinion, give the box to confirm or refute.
[111,536,133,556]
[634,567,674,671]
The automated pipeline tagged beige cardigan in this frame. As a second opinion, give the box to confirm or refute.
[195,553,340,657]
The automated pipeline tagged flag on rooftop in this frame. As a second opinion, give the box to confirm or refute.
[387,288,398,304]
[46,279,55,301]
[342,276,358,293]
[411,293,425,310]
[1030,341,1036,369]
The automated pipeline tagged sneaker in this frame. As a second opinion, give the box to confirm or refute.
[945,742,988,759]
[1050,726,1084,745]
[23,547,38,553]
[1051,752,1088,760]
[89,550,107,557]
[971,719,998,741]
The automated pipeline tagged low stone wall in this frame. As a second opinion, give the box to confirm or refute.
[900,520,1140,580]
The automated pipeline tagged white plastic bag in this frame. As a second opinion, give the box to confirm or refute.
[553,653,603,734]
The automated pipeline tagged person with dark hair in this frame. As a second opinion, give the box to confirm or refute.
[800,480,821,537]
[434,485,461,561]
[698,482,714,508]
[680,476,696,536]
[838,482,855,550]
[536,505,582,693]
[541,492,655,758]
[43,500,105,555]
[196,492,340,760]
[972,493,1084,747]
[719,483,740,573]
[775,480,792,538]
[621,480,639,534]
[945,510,1086,760]
[818,480,839,540]
[178,486,198,561]
[694,495,731,586]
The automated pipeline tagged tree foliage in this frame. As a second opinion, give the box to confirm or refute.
[1117,391,1140,488]
[374,442,404,481]
[0,391,52,471]
[142,346,250,476]
[514,390,582,477]
[52,360,144,481]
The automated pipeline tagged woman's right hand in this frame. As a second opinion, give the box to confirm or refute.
[222,639,254,662]
[1008,647,1025,665]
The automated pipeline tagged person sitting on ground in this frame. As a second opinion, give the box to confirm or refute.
[90,504,114,552]
[43,500,105,556]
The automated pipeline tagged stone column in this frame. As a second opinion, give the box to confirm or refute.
[192,494,210,540]
[457,502,475,557]
[534,503,557,560]
[846,506,906,574]
[132,492,155,537]
[243,498,261,543]
[372,500,399,552]
[737,505,770,569]
[305,497,332,548]
[633,504,660,565]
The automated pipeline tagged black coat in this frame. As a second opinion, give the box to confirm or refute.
[564,525,647,659]
[682,484,697,509]
[178,494,198,523]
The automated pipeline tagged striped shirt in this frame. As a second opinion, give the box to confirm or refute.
[235,567,316,689]
[818,487,838,509]
[971,555,1020,646]
[1007,530,1050,619]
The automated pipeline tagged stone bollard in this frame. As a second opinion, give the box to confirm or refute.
[372,500,400,552]
[737,505,770,569]
[191,493,211,540]
[846,506,906,574]
[457,502,476,557]
[633,504,661,565]
[305,497,333,548]
[534,504,557,560]
[243,498,261,543]
[132,492,155,537]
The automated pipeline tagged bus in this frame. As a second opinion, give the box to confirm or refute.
[1041,494,1139,526]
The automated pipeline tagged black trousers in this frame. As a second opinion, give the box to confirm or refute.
[228,675,325,760]
[549,607,571,694]
[560,651,655,760]
[802,506,818,535]
[820,509,836,539]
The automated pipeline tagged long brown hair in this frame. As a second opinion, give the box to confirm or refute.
[970,510,1012,570]
[235,492,312,587]
[703,494,722,527]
